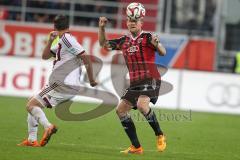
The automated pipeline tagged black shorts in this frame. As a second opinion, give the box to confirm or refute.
[121,78,161,109]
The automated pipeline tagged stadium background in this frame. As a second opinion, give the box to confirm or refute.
[0,0,240,160]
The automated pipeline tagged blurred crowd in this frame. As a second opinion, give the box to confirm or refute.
[0,0,217,33]
[171,0,217,34]
[0,0,118,27]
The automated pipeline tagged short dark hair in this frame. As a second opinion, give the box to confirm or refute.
[53,15,69,31]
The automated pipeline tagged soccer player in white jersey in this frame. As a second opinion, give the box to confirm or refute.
[18,15,97,147]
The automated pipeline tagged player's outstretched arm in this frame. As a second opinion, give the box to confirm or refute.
[78,53,98,87]
[98,17,108,47]
[151,34,166,56]
[42,31,58,60]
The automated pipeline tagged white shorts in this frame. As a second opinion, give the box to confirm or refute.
[34,84,74,108]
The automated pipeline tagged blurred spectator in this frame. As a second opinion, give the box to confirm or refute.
[52,0,70,10]
[232,51,240,73]
[33,13,49,23]
[26,0,69,23]
[8,12,21,21]
[0,8,9,20]
[94,2,107,13]
[201,0,216,31]
[26,0,52,22]
[0,0,21,21]
[173,0,205,29]
[74,0,117,27]
[171,0,216,35]
[75,0,94,12]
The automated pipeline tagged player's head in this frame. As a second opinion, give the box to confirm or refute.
[53,15,69,31]
[126,17,143,34]
[126,2,145,34]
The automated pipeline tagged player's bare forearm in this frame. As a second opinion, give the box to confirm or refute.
[98,17,108,47]
[99,27,107,47]
[155,43,166,56]
[79,54,97,87]
[42,42,53,60]
[151,34,166,56]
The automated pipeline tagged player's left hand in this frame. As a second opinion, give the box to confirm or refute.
[90,80,98,87]
[150,34,160,48]
[49,31,58,42]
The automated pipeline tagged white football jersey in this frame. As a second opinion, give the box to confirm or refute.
[50,32,85,85]
[50,32,85,70]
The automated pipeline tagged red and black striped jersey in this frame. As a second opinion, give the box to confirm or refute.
[107,31,160,84]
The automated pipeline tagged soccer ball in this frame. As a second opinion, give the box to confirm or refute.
[126,2,146,20]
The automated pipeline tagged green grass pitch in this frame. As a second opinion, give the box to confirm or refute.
[0,96,240,160]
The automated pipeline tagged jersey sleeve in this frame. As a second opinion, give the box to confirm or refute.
[62,34,85,56]
[106,36,126,50]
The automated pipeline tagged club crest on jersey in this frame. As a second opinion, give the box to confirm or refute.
[137,38,143,43]
[127,45,139,54]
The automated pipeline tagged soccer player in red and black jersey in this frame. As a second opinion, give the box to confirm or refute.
[99,15,167,154]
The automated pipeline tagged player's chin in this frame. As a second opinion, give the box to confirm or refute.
[129,28,138,33]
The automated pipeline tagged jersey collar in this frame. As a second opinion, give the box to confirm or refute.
[60,31,70,38]
[129,30,143,40]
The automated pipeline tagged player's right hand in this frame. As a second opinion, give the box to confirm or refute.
[49,31,58,42]
[99,17,108,28]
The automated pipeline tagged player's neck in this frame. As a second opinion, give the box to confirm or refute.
[59,29,70,37]
[131,30,142,38]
